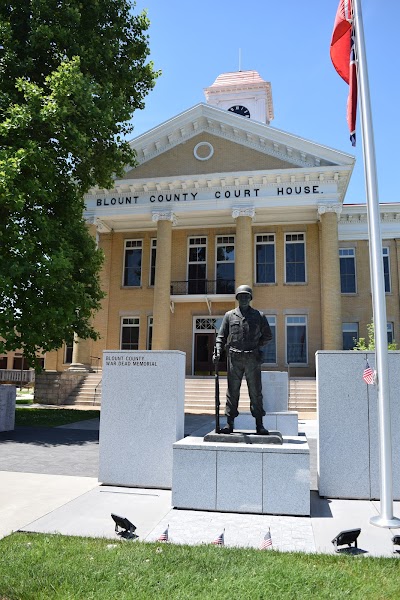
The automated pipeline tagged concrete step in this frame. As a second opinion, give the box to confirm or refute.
[64,397,101,406]
[66,392,101,401]
[288,378,316,412]
[64,372,102,405]
[64,373,316,413]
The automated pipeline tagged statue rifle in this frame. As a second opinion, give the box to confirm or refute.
[214,347,220,434]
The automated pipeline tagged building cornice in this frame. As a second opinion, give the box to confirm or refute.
[339,204,400,240]
[89,166,351,202]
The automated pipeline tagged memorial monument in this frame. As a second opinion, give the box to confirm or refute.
[209,285,282,443]
[172,302,310,515]
[98,350,185,489]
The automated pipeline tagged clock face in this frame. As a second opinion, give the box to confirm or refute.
[228,105,251,118]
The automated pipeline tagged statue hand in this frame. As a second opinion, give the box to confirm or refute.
[213,350,221,364]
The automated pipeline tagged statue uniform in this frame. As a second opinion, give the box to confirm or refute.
[216,306,272,419]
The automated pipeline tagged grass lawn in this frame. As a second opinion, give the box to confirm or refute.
[0,533,399,599]
[14,408,100,428]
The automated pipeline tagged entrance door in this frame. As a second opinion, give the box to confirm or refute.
[194,333,214,375]
[194,333,226,375]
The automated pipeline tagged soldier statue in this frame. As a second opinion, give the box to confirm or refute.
[213,285,272,435]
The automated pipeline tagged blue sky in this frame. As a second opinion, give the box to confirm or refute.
[132,0,398,205]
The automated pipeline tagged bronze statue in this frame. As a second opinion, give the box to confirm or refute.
[213,285,272,434]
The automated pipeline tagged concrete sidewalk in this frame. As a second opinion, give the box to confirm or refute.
[1,415,400,556]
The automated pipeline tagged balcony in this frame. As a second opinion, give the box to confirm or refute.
[170,279,235,309]
[171,279,235,295]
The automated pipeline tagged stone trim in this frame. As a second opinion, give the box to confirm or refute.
[232,207,256,220]
[152,211,177,225]
[317,203,342,220]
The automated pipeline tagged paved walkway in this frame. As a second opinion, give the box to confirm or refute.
[1,415,400,556]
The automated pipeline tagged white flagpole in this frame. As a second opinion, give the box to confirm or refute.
[352,0,400,528]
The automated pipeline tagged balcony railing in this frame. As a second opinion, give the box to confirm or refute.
[170,279,235,296]
[0,369,36,383]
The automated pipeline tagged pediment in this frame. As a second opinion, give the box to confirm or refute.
[124,103,354,178]
[124,132,296,179]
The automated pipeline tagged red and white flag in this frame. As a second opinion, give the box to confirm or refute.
[330,0,357,146]
[157,525,169,542]
[363,360,375,385]
[260,529,273,550]
[212,530,225,546]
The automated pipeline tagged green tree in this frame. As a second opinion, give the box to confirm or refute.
[353,322,398,351]
[0,1,158,367]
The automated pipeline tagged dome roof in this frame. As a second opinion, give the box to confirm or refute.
[207,70,266,88]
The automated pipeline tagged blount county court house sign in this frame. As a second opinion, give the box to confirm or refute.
[88,182,336,208]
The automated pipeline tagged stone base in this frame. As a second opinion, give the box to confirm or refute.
[204,430,283,444]
[172,434,310,515]
[99,351,185,489]
[234,412,298,436]
[317,351,400,500]
[34,371,87,405]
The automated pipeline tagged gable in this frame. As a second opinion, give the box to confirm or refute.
[124,133,297,180]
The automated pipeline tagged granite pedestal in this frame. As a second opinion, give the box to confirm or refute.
[235,412,298,435]
[317,351,400,500]
[99,351,185,489]
[0,385,16,432]
[227,371,297,435]
[261,371,289,412]
[204,430,283,444]
[172,434,310,515]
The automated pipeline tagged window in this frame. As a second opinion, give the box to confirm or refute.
[261,315,276,363]
[149,239,157,286]
[339,248,356,293]
[123,240,142,287]
[13,355,29,370]
[216,236,235,293]
[286,316,307,364]
[0,356,7,369]
[383,247,391,293]
[387,322,394,345]
[147,316,153,350]
[121,317,139,350]
[195,317,224,332]
[64,338,73,364]
[256,234,275,284]
[285,233,306,283]
[342,323,359,350]
[188,237,207,293]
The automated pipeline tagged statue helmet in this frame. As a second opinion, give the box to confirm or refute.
[235,285,253,300]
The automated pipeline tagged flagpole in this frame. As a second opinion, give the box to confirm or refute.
[352,0,400,528]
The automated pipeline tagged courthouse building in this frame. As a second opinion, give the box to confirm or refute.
[41,70,400,378]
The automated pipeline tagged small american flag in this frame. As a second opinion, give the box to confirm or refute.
[260,529,273,550]
[212,530,225,546]
[363,360,375,385]
[157,525,169,542]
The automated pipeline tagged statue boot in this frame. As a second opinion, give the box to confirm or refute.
[220,417,234,434]
[255,417,269,435]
